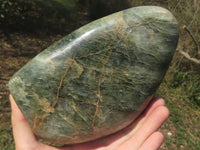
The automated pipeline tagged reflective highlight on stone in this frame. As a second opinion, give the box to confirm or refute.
[8,6,179,144]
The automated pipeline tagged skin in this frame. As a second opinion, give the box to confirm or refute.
[10,95,169,150]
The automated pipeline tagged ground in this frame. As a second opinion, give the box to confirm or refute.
[0,31,63,149]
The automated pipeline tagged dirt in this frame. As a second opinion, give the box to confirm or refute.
[0,31,63,132]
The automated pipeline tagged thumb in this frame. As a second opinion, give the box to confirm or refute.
[9,94,39,149]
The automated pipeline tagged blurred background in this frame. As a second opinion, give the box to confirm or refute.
[0,0,199,149]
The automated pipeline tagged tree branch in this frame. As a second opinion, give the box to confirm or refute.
[183,25,200,57]
[177,49,200,64]
[177,25,200,65]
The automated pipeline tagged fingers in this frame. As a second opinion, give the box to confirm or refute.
[121,98,166,137]
[142,98,166,118]
[118,98,169,149]
[128,105,169,149]
[136,105,169,140]
[139,131,164,150]
[9,95,39,150]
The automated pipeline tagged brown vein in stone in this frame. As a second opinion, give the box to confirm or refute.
[32,96,55,131]
[52,59,74,108]
[32,114,48,131]
[92,47,113,127]
[77,46,112,59]
[32,115,39,131]
[32,60,76,132]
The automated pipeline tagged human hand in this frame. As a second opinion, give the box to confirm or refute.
[10,95,169,150]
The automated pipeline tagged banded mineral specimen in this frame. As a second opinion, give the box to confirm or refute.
[8,6,179,144]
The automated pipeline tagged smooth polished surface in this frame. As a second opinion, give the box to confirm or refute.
[8,6,179,144]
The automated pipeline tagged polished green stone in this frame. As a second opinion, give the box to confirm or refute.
[8,6,179,144]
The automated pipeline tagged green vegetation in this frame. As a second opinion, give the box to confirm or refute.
[0,0,78,32]
[0,128,14,150]
[0,0,199,149]
[157,65,200,149]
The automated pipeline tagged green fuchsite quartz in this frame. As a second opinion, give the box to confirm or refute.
[8,6,179,144]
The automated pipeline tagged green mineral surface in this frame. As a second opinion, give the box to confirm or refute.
[8,6,179,144]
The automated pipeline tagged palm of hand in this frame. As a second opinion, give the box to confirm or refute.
[10,95,169,150]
